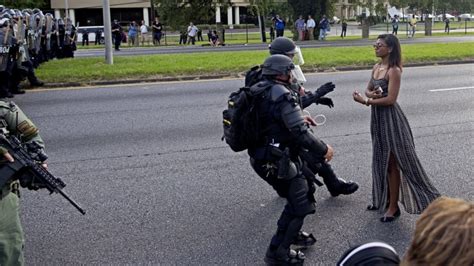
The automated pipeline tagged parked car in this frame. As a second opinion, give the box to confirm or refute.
[76,26,105,44]
[330,16,340,24]
[459,13,472,21]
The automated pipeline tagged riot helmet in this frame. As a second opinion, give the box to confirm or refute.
[262,54,295,76]
[269,37,296,55]
[269,36,305,65]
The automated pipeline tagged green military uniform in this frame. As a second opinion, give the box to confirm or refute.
[0,99,44,266]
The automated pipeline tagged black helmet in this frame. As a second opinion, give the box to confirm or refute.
[269,37,297,55]
[262,54,295,76]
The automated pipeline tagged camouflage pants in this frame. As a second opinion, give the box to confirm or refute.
[0,190,24,266]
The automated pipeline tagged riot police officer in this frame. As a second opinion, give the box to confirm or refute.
[248,54,335,264]
[248,37,359,198]
[0,98,46,265]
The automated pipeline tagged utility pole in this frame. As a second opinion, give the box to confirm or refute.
[103,0,113,65]
[64,0,69,18]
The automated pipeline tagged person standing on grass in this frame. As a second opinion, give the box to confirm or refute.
[295,15,306,41]
[409,15,417,38]
[128,21,138,46]
[352,34,441,222]
[140,20,148,46]
[152,17,162,45]
[306,15,316,40]
[341,18,347,38]
[186,22,198,45]
[391,15,399,35]
[444,17,450,34]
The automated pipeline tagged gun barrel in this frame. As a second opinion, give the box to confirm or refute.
[56,188,86,215]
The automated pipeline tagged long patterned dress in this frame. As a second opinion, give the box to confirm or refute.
[369,71,441,214]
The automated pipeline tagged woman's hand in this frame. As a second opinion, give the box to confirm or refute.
[367,89,383,99]
[352,91,365,104]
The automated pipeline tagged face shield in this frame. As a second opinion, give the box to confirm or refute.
[289,46,306,84]
[290,46,304,65]
[291,65,306,85]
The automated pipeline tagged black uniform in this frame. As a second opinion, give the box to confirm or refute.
[248,76,328,264]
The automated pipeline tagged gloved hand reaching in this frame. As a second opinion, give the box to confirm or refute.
[313,82,335,99]
[315,97,334,108]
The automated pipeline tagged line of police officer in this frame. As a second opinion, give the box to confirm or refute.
[0,6,77,98]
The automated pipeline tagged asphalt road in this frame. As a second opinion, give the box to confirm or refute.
[13,64,473,264]
[74,36,474,57]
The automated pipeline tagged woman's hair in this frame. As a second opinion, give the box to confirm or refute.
[377,34,402,70]
[402,196,474,266]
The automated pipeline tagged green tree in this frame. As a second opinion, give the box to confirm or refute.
[153,0,228,30]
[2,0,48,9]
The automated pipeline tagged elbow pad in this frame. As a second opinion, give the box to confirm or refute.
[280,101,328,157]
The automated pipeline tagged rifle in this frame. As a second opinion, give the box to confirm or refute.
[0,132,86,215]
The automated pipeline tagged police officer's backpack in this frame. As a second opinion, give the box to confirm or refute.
[222,84,271,152]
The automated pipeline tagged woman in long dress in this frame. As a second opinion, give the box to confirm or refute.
[352,34,440,222]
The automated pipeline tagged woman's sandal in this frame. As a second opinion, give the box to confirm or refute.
[380,209,401,223]
[367,204,378,211]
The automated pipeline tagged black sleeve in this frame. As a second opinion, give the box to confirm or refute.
[278,93,328,158]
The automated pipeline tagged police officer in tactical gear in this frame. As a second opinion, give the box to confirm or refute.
[0,98,47,265]
[248,54,336,265]
[248,37,359,198]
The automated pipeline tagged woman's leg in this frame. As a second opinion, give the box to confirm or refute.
[386,153,401,216]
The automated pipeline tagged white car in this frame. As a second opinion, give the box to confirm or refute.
[76,26,105,44]
[330,16,340,24]
[459,13,472,20]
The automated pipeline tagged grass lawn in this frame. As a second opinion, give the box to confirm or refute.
[37,42,474,84]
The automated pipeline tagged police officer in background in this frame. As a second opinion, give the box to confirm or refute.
[248,54,336,264]
[0,98,47,265]
[0,15,16,98]
[247,37,359,199]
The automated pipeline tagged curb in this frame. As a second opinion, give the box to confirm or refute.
[40,59,474,89]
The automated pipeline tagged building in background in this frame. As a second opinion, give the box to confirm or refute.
[51,0,254,27]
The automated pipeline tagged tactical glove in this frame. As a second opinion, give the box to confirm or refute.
[315,97,334,108]
[313,82,335,99]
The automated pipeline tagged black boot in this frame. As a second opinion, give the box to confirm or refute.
[11,86,26,94]
[265,246,305,265]
[292,231,316,247]
[29,79,44,87]
[319,163,359,197]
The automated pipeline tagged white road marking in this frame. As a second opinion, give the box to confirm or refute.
[429,86,474,92]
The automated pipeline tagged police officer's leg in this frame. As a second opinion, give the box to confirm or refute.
[318,162,359,197]
[0,71,13,98]
[9,65,26,94]
[265,176,314,264]
[0,192,25,266]
[24,61,44,87]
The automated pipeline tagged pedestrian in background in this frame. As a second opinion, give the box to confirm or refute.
[341,18,347,38]
[295,15,305,41]
[186,22,198,45]
[273,15,285,37]
[444,16,450,34]
[306,15,315,40]
[111,19,122,51]
[352,34,440,222]
[140,20,148,46]
[81,28,89,46]
[318,15,329,40]
[152,17,162,45]
[128,21,138,46]
[391,15,399,35]
[409,15,417,38]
